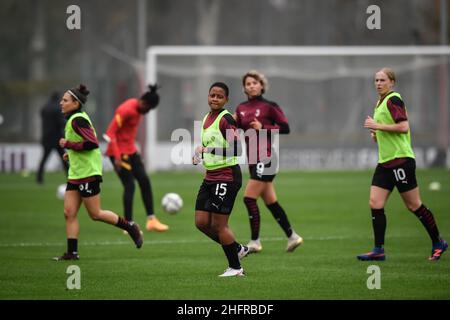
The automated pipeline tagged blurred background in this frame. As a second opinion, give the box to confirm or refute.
[0,0,449,172]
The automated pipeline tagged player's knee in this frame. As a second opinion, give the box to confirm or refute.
[63,207,77,220]
[87,210,101,221]
[89,215,101,221]
[369,198,384,209]
[195,218,208,231]
[406,201,421,212]
[210,221,224,234]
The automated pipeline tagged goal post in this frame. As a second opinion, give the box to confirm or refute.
[145,46,450,171]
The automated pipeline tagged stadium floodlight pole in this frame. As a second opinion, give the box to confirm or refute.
[441,0,448,46]
[137,0,147,62]
[136,0,148,164]
[99,1,148,165]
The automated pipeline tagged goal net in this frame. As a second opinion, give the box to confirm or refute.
[145,46,450,171]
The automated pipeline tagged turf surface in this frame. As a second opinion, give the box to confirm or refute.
[0,169,449,299]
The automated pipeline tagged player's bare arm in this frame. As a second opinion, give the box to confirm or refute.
[364,116,409,133]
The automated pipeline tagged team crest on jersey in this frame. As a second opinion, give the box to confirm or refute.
[240,111,246,117]
[255,109,260,117]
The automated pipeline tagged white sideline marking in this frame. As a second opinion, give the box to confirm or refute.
[0,235,379,248]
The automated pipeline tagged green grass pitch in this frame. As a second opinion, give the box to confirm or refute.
[0,169,449,299]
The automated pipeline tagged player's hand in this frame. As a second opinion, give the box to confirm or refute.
[114,158,122,172]
[115,155,132,171]
[114,157,123,171]
[193,146,205,165]
[192,155,201,165]
[364,116,378,130]
[192,151,202,165]
[195,146,206,154]
[250,118,262,130]
[59,138,67,148]
[63,153,69,162]
[370,130,377,142]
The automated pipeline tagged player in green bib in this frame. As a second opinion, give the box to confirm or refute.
[193,82,249,277]
[53,84,143,261]
[357,68,447,262]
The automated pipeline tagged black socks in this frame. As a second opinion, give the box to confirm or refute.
[116,217,131,231]
[371,208,386,248]
[67,238,78,254]
[244,197,260,240]
[413,204,440,245]
[267,202,293,238]
[222,242,240,269]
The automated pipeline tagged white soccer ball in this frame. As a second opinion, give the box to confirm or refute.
[56,183,67,200]
[428,181,441,191]
[161,193,183,214]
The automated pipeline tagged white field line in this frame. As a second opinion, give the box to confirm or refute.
[0,235,413,248]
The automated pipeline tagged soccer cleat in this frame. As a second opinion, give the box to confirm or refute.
[286,232,304,252]
[429,239,448,261]
[218,267,245,277]
[146,217,169,232]
[52,252,79,261]
[238,245,250,260]
[128,222,143,249]
[246,239,263,253]
[123,229,143,236]
[357,247,385,261]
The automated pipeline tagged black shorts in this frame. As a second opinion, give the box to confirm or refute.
[249,160,277,182]
[195,166,242,215]
[371,158,418,193]
[67,179,101,198]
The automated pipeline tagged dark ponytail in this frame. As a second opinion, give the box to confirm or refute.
[140,84,160,109]
[68,84,90,106]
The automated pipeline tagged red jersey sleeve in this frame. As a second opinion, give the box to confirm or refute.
[214,113,242,157]
[387,96,408,123]
[219,114,240,143]
[263,103,290,134]
[65,117,99,151]
[234,106,242,128]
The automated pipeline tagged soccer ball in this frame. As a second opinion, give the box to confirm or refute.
[161,193,183,214]
[56,183,67,200]
[428,181,441,191]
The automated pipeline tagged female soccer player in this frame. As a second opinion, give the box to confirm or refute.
[357,68,447,261]
[53,84,143,261]
[193,82,249,277]
[105,85,168,232]
[234,70,303,253]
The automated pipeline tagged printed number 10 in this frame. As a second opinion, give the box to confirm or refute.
[393,168,406,181]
